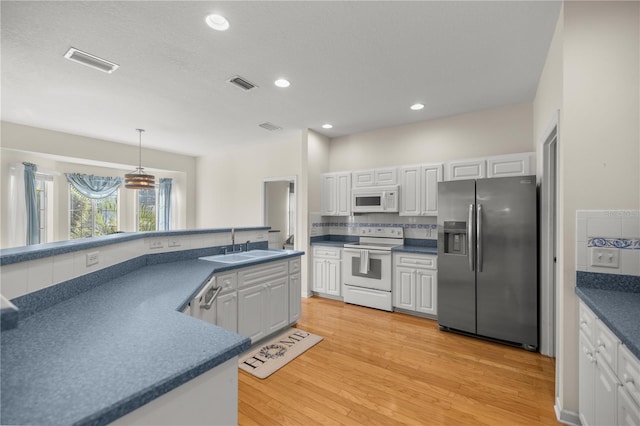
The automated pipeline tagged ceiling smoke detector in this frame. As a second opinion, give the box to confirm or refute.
[228,75,257,91]
[258,122,282,131]
[63,47,119,74]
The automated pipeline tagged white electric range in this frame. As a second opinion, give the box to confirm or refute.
[342,227,404,311]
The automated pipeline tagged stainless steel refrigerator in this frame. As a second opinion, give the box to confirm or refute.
[437,175,538,351]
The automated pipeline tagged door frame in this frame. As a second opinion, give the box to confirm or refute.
[540,111,559,358]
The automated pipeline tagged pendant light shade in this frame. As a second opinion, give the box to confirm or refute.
[125,129,155,189]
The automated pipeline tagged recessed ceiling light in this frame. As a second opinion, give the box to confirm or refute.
[205,14,230,31]
[274,79,290,88]
[410,103,425,111]
[322,124,333,129]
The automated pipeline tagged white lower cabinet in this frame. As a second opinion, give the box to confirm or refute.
[189,257,301,344]
[393,252,437,316]
[237,260,291,343]
[578,300,640,426]
[312,246,342,297]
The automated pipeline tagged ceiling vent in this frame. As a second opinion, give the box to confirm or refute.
[258,122,282,131]
[63,47,119,74]
[229,75,258,91]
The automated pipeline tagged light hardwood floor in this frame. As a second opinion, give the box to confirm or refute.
[239,297,558,425]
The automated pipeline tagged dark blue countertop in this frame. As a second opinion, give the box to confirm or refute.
[575,271,640,360]
[1,250,301,426]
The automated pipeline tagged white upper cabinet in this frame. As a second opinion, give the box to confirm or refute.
[352,167,398,187]
[321,172,351,216]
[446,158,486,181]
[445,153,535,181]
[486,153,535,178]
[400,163,443,216]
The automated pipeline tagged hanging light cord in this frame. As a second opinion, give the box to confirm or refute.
[136,128,145,172]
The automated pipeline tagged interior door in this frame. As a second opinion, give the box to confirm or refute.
[437,180,476,333]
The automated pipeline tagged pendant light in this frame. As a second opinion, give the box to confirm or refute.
[124,129,155,189]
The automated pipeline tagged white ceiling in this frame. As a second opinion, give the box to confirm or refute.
[1,1,561,157]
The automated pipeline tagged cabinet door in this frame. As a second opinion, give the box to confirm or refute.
[618,387,640,426]
[375,167,398,185]
[579,331,597,426]
[446,159,486,181]
[336,173,351,216]
[416,270,437,315]
[238,285,267,342]
[399,166,421,216]
[595,357,619,426]
[394,266,415,310]
[421,164,443,216]
[216,292,238,333]
[326,259,341,296]
[352,170,375,187]
[486,153,534,178]
[266,277,289,334]
[312,258,327,293]
[321,174,337,215]
[289,272,301,323]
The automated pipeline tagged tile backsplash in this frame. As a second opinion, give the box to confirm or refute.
[576,210,640,276]
[310,213,437,239]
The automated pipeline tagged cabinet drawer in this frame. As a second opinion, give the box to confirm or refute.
[579,302,596,343]
[313,246,342,260]
[619,344,640,407]
[289,258,301,274]
[394,253,437,270]
[215,272,237,293]
[238,261,288,288]
[595,319,620,372]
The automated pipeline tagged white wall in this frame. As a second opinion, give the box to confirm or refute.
[537,1,640,420]
[306,130,331,214]
[328,102,534,172]
[1,122,195,248]
[195,134,303,228]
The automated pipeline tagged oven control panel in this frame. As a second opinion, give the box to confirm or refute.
[358,227,404,238]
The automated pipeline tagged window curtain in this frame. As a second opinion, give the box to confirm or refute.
[65,173,123,199]
[24,162,40,245]
[157,178,172,231]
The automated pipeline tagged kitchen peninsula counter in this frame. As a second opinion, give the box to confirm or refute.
[1,244,302,425]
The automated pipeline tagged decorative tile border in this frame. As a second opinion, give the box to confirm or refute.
[312,222,438,229]
[588,237,640,249]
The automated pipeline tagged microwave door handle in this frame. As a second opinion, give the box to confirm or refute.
[382,191,387,210]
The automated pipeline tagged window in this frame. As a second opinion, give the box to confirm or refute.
[69,186,118,239]
[137,188,157,231]
[35,178,47,243]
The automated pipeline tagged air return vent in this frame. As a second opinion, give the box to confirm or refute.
[258,122,282,131]
[64,47,119,73]
[228,75,257,91]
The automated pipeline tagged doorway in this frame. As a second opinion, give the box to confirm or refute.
[262,177,296,250]
[540,113,558,359]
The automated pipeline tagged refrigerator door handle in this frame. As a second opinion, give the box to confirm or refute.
[468,204,475,272]
[477,203,483,272]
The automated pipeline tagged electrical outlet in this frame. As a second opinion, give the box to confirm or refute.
[149,240,164,250]
[168,239,181,248]
[86,251,99,267]
[590,247,619,268]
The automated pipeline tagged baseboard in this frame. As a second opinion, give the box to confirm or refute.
[554,397,581,426]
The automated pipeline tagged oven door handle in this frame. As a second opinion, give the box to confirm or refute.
[344,248,390,256]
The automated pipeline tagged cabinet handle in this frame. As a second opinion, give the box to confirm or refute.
[623,374,636,386]
[580,320,587,326]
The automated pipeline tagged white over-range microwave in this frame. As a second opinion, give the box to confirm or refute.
[351,185,399,213]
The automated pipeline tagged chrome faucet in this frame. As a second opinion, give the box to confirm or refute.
[244,240,250,252]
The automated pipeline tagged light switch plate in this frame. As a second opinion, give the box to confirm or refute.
[590,247,619,268]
